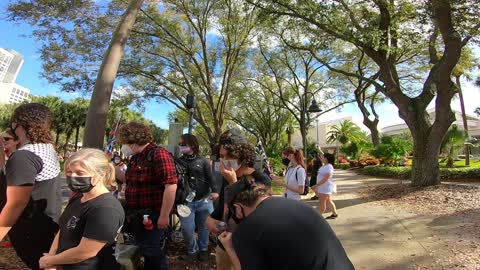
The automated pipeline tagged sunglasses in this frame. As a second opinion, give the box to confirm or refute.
[2,137,14,141]
[178,143,188,147]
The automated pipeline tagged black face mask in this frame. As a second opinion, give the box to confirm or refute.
[66,176,94,193]
[230,205,246,224]
[282,158,290,166]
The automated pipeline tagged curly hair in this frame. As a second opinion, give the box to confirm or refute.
[221,143,256,168]
[117,122,153,145]
[11,103,53,143]
[230,178,270,207]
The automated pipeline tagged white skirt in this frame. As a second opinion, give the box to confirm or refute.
[316,181,337,195]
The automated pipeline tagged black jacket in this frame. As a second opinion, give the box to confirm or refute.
[180,154,218,201]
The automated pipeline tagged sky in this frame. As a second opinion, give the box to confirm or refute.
[0,2,479,132]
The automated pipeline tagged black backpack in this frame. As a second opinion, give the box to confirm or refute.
[146,148,192,207]
[292,167,309,196]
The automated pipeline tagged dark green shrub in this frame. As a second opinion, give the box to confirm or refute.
[361,165,480,180]
[335,163,350,170]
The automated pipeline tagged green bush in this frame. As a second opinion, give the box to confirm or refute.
[268,156,285,175]
[361,165,480,180]
[335,163,350,170]
[361,165,411,178]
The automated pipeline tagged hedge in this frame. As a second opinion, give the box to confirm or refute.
[335,163,350,170]
[360,165,480,180]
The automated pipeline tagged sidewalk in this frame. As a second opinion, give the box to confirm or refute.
[302,170,456,270]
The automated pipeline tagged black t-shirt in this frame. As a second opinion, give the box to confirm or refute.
[233,197,354,270]
[5,150,62,222]
[58,193,125,270]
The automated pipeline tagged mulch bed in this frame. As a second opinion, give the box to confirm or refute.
[0,237,217,270]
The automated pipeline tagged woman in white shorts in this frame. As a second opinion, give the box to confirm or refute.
[312,153,338,219]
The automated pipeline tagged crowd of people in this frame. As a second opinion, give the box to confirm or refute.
[0,102,352,270]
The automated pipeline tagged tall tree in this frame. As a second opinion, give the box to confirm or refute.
[7,0,145,149]
[249,0,480,186]
[230,79,293,149]
[123,0,259,153]
[255,38,352,158]
[83,0,144,148]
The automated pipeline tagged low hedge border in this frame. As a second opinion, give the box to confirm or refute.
[360,165,480,180]
[335,163,351,170]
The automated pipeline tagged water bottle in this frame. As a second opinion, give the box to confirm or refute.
[143,215,154,230]
[186,190,196,202]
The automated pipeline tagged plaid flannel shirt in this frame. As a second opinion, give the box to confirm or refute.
[125,144,178,210]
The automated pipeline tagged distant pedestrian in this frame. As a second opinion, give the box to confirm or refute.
[0,103,62,270]
[178,134,219,262]
[39,148,124,270]
[217,178,354,270]
[312,152,338,219]
[271,147,306,201]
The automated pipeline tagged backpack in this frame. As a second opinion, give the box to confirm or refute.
[293,167,309,196]
[146,147,192,207]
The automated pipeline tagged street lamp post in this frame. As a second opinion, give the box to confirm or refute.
[186,94,196,134]
[306,98,322,159]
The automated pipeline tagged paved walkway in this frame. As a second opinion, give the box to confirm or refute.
[302,170,454,270]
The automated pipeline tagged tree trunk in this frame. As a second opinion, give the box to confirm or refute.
[55,129,61,147]
[64,132,72,156]
[82,0,144,149]
[74,126,80,151]
[363,119,380,147]
[455,76,470,166]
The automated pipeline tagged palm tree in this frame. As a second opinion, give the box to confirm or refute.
[326,120,363,145]
[452,48,479,166]
[441,125,466,168]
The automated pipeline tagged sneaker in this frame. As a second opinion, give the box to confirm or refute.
[310,195,318,200]
[198,250,209,261]
[325,214,338,220]
[181,252,198,262]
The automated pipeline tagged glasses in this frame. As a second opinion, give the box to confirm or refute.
[2,137,14,141]
[178,143,188,147]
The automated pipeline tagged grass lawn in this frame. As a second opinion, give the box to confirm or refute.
[439,159,480,168]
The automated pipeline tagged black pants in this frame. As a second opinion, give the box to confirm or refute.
[8,209,58,270]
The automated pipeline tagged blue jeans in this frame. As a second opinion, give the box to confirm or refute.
[135,225,169,270]
[179,199,214,255]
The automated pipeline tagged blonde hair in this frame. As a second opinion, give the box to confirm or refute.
[64,148,116,188]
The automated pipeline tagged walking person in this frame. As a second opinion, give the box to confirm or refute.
[271,147,306,201]
[0,103,62,270]
[115,122,178,270]
[312,152,338,219]
[217,178,354,270]
[39,148,125,270]
[178,133,219,261]
[308,147,323,200]
[205,129,271,270]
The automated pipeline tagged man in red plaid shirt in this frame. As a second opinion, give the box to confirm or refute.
[115,122,177,270]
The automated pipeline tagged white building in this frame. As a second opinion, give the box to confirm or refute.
[0,48,30,104]
[381,108,480,139]
[0,48,24,83]
[0,83,30,104]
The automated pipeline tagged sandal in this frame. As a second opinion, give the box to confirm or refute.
[325,214,338,220]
